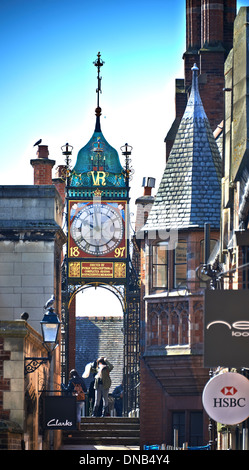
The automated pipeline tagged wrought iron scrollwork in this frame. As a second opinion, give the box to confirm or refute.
[24,357,50,375]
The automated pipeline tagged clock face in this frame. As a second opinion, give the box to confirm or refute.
[70,203,124,256]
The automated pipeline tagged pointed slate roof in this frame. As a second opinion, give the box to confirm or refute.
[143,64,222,231]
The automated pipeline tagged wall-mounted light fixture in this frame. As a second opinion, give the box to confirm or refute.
[24,300,61,375]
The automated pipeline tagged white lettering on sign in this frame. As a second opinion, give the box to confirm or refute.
[47,418,73,427]
[206,320,249,337]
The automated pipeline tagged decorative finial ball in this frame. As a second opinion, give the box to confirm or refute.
[95,107,102,117]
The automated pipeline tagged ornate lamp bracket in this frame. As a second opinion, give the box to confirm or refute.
[24,352,52,375]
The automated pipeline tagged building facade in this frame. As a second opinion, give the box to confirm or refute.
[135,1,243,450]
[0,147,66,449]
[216,6,249,450]
[138,63,222,448]
[165,0,236,160]
[221,7,249,291]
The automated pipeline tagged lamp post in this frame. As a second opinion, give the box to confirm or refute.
[121,143,133,187]
[24,304,61,375]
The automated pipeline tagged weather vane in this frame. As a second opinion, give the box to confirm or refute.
[93,52,104,116]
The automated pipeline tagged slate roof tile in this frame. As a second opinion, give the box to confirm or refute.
[143,65,221,231]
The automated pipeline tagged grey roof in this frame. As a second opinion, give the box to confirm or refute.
[143,65,222,231]
[75,316,123,392]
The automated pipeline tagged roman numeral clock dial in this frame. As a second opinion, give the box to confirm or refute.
[70,203,124,256]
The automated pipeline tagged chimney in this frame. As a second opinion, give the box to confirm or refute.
[52,165,67,204]
[135,177,156,233]
[30,145,56,185]
[142,177,156,196]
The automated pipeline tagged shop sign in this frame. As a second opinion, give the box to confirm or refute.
[204,289,249,367]
[43,396,77,430]
[202,372,249,425]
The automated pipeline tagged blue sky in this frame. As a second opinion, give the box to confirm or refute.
[0,1,245,203]
[0,0,186,200]
[0,0,246,314]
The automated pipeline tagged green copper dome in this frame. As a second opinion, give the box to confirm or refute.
[69,53,127,188]
[70,116,126,187]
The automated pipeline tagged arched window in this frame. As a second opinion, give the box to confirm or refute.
[180,312,189,345]
[169,312,179,345]
[152,242,168,289]
[174,240,187,288]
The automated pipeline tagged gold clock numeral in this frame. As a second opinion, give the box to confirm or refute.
[114,247,125,258]
[70,246,80,257]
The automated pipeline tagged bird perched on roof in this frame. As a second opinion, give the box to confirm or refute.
[21,312,29,321]
[33,139,42,147]
[44,295,55,310]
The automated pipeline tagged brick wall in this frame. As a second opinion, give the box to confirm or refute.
[166,0,236,158]
[140,358,165,447]
[0,430,23,450]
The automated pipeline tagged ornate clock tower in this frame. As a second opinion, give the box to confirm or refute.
[63,53,140,415]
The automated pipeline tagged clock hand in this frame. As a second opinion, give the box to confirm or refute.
[94,210,102,235]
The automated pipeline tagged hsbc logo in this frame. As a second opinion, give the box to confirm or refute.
[213,385,246,408]
[206,320,249,337]
[221,386,237,396]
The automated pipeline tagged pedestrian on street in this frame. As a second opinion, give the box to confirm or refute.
[62,369,87,429]
[92,357,114,417]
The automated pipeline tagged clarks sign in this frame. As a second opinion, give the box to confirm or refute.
[202,372,249,425]
[204,290,249,367]
[43,396,77,430]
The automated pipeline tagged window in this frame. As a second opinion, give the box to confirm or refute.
[174,240,187,288]
[152,242,168,289]
[172,412,185,447]
[189,412,203,447]
[172,411,203,448]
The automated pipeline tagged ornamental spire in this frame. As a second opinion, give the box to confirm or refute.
[93,52,105,131]
[183,63,207,120]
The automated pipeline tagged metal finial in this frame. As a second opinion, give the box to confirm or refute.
[93,52,105,112]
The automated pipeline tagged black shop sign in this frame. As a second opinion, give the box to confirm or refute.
[204,289,249,368]
[43,396,77,430]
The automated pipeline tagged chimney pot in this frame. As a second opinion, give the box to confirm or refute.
[36,145,49,159]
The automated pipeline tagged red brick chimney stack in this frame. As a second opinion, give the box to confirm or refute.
[52,164,67,203]
[30,145,56,185]
[165,0,237,162]
[184,0,236,129]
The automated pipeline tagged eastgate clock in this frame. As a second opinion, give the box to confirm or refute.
[70,201,124,256]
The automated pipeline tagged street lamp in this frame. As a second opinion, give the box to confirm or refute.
[40,307,61,346]
[24,302,61,375]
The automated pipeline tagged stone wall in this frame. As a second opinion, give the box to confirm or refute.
[0,320,60,450]
[0,185,65,333]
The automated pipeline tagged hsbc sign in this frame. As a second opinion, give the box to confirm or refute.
[202,372,249,425]
[204,290,249,367]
